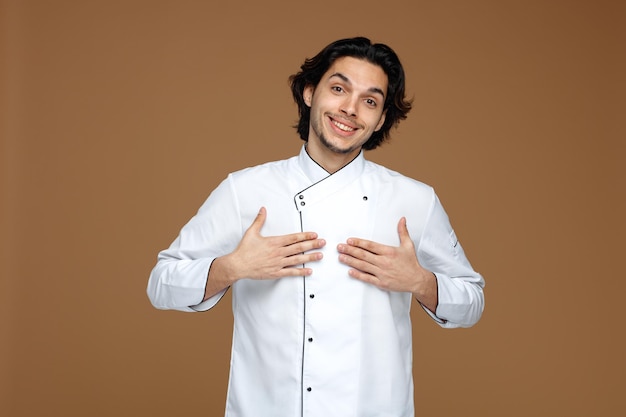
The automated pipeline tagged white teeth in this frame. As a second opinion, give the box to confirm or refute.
[332,120,355,132]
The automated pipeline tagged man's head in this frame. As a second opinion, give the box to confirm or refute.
[290,37,412,151]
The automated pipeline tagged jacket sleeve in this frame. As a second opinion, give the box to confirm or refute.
[146,176,242,312]
[416,190,485,328]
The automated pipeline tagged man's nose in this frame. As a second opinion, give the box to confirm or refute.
[340,95,358,117]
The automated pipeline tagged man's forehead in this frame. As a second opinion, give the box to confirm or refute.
[323,56,388,96]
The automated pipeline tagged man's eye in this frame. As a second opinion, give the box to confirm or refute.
[366,99,377,107]
[331,86,344,93]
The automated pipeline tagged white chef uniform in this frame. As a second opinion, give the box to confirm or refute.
[147,145,485,417]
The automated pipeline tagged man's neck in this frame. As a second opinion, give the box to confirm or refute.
[305,143,361,174]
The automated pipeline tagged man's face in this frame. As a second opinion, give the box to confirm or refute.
[304,57,388,160]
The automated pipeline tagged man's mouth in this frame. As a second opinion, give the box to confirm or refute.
[330,118,357,133]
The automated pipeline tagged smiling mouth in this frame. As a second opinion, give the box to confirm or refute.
[330,117,358,133]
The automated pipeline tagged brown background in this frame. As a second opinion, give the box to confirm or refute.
[1,0,624,416]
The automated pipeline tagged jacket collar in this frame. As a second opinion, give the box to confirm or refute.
[297,145,365,183]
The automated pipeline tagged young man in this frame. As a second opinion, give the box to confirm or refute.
[148,37,485,417]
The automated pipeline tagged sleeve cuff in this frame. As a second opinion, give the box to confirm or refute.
[420,302,447,324]
[189,287,229,311]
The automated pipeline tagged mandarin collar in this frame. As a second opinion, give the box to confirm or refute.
[297,145,365,184]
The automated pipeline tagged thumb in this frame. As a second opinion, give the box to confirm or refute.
[247,206,267,235]
[397,217,412,246]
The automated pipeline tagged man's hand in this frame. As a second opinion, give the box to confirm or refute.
[204,207,325,300]
[228,206,326,279]
[337,217,438,313]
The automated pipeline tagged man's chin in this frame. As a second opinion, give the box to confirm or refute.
[320,136,360,155]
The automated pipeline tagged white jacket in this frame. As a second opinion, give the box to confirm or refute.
[148,146,485,417]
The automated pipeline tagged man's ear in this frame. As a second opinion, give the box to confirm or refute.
[374,111,387,132]
[303,85,314,107]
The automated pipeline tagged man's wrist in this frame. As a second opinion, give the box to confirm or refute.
[412,270,438,313]
[211,255,239,287]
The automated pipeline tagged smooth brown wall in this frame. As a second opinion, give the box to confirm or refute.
[2,1,624,416]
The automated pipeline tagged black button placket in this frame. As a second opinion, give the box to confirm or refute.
[295,190,315,412]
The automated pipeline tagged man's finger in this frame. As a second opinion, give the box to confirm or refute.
[345,238,376,254]
[397,217,412,245]
[284,238,325,254]
[282,252,324,268]
[247,206,267,234]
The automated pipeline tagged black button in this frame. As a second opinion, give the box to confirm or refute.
[363,196,368,201]
[299,195,304,199]
[307,387,312,392]
[308,338,313,342]
[309,294,315,298]
[300,201,305,206]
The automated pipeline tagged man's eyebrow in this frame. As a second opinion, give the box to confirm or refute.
[328,72,386,99]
